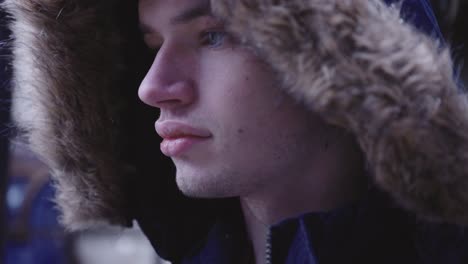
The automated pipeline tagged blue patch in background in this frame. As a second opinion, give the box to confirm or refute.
[384,0,444,41]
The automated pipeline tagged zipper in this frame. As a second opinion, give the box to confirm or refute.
[265,229,272,264]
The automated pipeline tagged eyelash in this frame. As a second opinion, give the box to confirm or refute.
[200,30,227,49]
[144,29,229,57]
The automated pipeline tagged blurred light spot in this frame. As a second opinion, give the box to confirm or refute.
[7,185,24,210]
[115,236,136,256]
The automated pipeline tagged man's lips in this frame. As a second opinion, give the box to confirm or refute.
[155,121,211,156]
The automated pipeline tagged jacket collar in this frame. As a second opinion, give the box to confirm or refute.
[268,189,418,263]
[185,189,468,264]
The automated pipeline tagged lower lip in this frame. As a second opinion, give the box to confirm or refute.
[160,137,209,157]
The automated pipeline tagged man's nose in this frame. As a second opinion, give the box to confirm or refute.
[138,46,196,110]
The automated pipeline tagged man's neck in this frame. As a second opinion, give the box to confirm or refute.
[239,133,366,264]
[241,201,269,264]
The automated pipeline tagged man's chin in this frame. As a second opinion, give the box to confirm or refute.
[175,173,239,199]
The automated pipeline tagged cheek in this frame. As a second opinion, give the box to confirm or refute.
[199,49,289,142]
[199,52,265,115]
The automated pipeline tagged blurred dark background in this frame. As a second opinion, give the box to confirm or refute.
[1,0,12,260]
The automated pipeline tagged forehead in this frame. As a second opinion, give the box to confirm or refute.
[138,0,210,18]
[138,0,212,32]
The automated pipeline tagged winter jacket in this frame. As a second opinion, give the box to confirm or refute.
[2,0,468,263]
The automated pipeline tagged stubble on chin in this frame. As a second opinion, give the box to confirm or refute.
[174,162,256,199]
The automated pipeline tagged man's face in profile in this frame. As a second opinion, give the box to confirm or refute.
[138,0,330,199]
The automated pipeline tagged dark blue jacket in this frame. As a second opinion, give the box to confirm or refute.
[180,190,468,264]
[384,0,444,40]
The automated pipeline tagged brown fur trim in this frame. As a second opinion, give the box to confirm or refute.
[2,0,134,230]
[213,0,468,224]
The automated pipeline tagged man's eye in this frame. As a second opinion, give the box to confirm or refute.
[200,31,227,48]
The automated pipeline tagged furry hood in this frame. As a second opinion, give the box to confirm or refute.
[2,0,468,230]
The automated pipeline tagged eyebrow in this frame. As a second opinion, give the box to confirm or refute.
[170,2,211,25]
[139,2,212,34]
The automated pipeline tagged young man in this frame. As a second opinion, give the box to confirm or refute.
[3,0,468,263]
[138,1,367,263]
